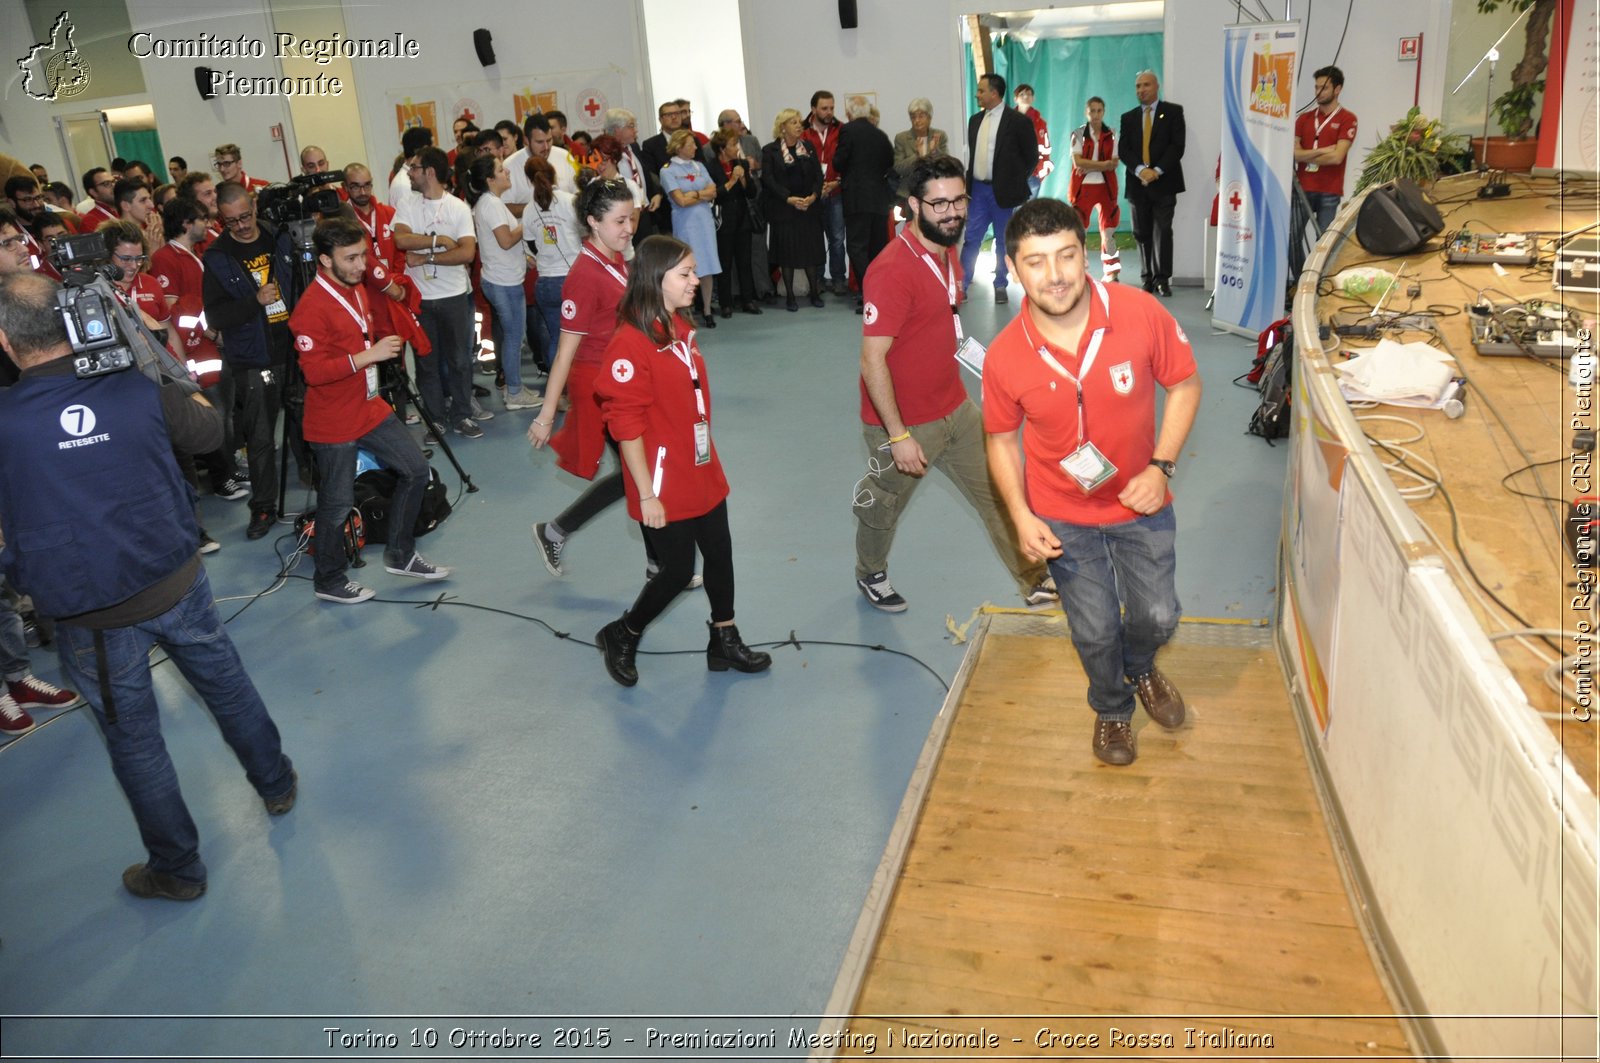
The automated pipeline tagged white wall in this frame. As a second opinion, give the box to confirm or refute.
[644,0,750,139]
[342,0,650,179]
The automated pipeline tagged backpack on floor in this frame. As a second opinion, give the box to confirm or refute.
[1246,318,1293,444]
[353,466,452,545]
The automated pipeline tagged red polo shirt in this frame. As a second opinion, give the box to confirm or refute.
[289,273,396,444]
[859,232,968,428]
[983,280,1197,524]
[1294,107,1358,195]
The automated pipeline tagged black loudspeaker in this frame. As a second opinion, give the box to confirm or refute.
[1355,177,1444,255]
[838,0,858,29]
[473,28,495,67]
[195,66,217,101]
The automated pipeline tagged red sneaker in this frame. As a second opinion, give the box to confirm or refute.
[8,675,84,711]
[0,693,36,736]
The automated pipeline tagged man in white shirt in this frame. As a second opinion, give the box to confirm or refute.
[503,113,576,220]
[388,126,434,211]
[391,147,482,438]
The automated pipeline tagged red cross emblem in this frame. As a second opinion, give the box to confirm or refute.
[583,96,602,118]
[1229,190,1243,212]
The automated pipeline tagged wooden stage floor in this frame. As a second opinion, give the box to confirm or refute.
[823,618,1413,1061]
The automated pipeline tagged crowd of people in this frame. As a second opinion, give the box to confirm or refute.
[0,66,1222,900]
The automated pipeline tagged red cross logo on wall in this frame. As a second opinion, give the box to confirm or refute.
[583,97,602,117]
[577,88,608,128]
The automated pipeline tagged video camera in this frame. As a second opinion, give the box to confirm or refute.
[257,171,345,252]
[46,231,200,393]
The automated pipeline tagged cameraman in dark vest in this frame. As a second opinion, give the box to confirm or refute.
[0,271,296,903]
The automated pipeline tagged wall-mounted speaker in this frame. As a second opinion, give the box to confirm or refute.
[838,0,858,29]
[473,28,496,67]
[1355,177,1444,255]
[195,66,217,101]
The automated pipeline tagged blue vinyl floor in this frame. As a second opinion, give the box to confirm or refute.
[0,253,1287,1060]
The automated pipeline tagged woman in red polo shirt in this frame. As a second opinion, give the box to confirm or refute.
[589,235,771,687]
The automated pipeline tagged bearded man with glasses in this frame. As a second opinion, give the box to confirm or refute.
[851,155,1055,615]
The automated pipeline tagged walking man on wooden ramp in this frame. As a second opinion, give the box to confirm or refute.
[983,198,1201,766]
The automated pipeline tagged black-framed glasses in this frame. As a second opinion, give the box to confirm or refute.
[213,157,239,168]
[220,211,255,229]
[920,195,971,214]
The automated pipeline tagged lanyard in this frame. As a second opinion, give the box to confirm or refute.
[1022,310,1106,447]
[899,232,961,339]
[623,149,641,183]
[1312,105,1342,144]
[666,335,708,422]
[168,240,204,273]
[581,242,628,288]
[354,205,379,242]
[315,274,371,343]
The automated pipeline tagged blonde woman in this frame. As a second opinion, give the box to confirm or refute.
[759,108,824,310]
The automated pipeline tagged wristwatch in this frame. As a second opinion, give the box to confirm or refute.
[1149,458,1177,478]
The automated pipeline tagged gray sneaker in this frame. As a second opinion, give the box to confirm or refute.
[532,522,564,576]
[504,389,544,411]
[453,417,484,439]
[386,552,451,580]
[469,399,495,421]
[315,581,375,605]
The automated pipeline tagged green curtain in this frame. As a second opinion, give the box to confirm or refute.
[965,33,1163,226]
[112,130,166,177]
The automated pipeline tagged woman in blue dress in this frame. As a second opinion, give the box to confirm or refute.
[659,128,722,327]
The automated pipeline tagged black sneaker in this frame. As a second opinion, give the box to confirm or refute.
[385,552,451,580]
[198,529,221,555]
[263,770,298,815]
[245,509,274,540]
[453,418,484,439]
[532,522,565,576]
[214,477,250,501]
[122,863,206,901]
[1023,575,1059,609]
[856,570,908,612]
[315,581,375,604]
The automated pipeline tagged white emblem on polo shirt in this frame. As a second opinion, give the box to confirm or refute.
[863,302,878,325]
[1110,361,1134,394]
[296,334,314,351]
[612,359,634,383]
[1174,322,1189,345]
[561,299,577,320]
[157,274,169,288]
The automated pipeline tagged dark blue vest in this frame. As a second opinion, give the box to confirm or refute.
[0,369,197,619]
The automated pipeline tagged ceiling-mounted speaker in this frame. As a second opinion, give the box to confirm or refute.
[473,28,495,67]
[838,0,858,29]
[195,66,217,101]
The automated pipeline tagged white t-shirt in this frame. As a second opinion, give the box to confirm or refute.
[472,192,527,286]
[394,191,474,300]
[522,189,583,279]
[388,168,415,209]
[504,147,578,209]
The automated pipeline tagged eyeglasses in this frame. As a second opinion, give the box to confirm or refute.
[0,234,26,251]
[220,211,255,229]
[213,157,239,168]
[112,251,145,265]
[13,193,43,205]
[346,181,373,191]
[920,195,971,214]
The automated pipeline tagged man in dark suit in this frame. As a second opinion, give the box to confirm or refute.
[962,72,1038,304]
[638,101,685,239]
[1118,70,1186,297]
[833,97,896,313]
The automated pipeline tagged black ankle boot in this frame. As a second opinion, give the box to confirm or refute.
[598,618,640,686]
[706,621,771,673]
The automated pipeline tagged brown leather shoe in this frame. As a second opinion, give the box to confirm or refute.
[1133,669,1186,729]
[1092,718,1137,765]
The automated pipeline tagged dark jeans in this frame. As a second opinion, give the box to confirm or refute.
[310,414,429,591]
[534,275,565,371]
[715,213,756,309]
[56,567,294,885]
[550,440,658,567]
[230,363,281,514]
[1305,191,1341,232]
[845,210,890,294]
[1130,192,1177,284]
[820,194,847,285]
[627,500,735,632]
[416,292,474,426]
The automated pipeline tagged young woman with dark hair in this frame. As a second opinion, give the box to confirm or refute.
[590,235,770,686]
[464,155,536,409]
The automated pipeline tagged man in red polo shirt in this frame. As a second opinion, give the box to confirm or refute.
[854,154,1053,614]
[1293,65,1358,231]
[343,163,402,275]
[289,215,450,604]
[983,197,1201,767]
[213,143,270,194]
[78,167,119,230]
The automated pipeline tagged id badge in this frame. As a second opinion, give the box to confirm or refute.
[693,421,711,466]
[1060,441,1117,492]
[365,364,379,401]
[1305,163,1320,173]
[954,335,987,377]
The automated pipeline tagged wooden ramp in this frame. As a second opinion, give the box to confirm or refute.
[817,616,1415,1061]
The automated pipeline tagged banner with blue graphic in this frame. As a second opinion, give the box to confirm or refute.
[1214,21,1299,337]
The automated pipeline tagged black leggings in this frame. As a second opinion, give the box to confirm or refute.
[626,501,734,632]
[551,437,658,566]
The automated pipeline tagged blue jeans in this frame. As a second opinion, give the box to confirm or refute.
[0,577,30,679]
[961,180,1015,290]
[310,414,429,591]
[1045,507,1182,720]
[820,194,847,286]
[55,567,293,885]
[416,292,474,426]
[480,279,526,393]
[1305,191,1341,232]
[534,275,565,372]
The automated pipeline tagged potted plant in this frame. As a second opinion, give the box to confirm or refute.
[1470,0,1555,171]
[1354,107,1471,193]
